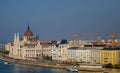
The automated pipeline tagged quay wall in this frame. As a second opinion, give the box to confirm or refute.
[0,55,68,69]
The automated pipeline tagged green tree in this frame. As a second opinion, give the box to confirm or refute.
[114,64,120,69]
[105,63,113,68]
[0,50,9,54]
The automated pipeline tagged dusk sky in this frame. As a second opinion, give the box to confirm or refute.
[0,0,120,42]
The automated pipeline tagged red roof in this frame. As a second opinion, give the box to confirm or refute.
[25,44,36,48]
[24,30,33,37]
[24,24,33,37]
[30,38,38,42]
[41,42,52,48]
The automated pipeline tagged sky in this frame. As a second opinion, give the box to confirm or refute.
[0,0,120,42]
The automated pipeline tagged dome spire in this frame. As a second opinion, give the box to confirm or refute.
[24,24,33,37]
[27,24,30,31]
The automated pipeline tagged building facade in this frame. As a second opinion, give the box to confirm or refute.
[52,45,58,61]
[5,25,51,60]
[68,47,102,63]
[68,47,91,63]
[89,47,102,64]
[100,48,120,65]
[52,40,70,61]
[41,42,52,57]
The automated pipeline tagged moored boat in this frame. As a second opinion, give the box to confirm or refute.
[4,61,10,64]
[78,63,104,72]
[66,66,78,72]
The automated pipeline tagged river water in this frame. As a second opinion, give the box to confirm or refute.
[0,60,120,73]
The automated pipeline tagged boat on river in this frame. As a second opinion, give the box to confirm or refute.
[78,63,104,72]
[4,61,10,64]
[66,66,78,72]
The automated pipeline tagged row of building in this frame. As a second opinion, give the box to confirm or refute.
[5,25,120,65]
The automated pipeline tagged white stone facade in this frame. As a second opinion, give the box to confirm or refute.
[68,47,91,62]
[6,25,52,60]
[52,40,70,61]
[52,45,58,60]
[57,44,70,61]
[8,33,42,60]
[90,48,102,64]
[68,47,102,63]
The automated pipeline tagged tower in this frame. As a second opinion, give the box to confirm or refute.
[24,24,33,41]
[14,33,17,43]
[17,33,19,42]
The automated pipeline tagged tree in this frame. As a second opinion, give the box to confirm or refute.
[114,64,120,69]
[105,63,113,68]
[0,50,9,54]
[43,55,52,60]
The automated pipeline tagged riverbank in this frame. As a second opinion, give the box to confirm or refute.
[0,54,69,69]
[2,54,120,73]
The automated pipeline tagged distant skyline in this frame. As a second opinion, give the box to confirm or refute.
[0,0,120,42]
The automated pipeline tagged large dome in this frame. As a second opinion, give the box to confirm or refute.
[24,24,33,37]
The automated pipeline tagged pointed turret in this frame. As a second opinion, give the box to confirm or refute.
[37,40,41,48]
[17,33,19,42]
[27,24,30,31]
[36,33,40,40]
[14,33,17,42]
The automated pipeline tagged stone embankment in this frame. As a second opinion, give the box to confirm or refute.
[0,54,108,72]
[0,54,69,69]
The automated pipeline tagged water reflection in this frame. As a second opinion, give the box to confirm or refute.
[104,68,120,73]
[12,64,68,73]
[51,68,67,73]
[13,64,47,73]
[78,69,120,73]
[12,64,77,73]
[78,71,104,73]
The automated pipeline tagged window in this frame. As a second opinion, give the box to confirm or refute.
[105,58,108,59]
[104,61,108,62]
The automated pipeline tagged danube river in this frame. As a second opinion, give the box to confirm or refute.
[0,60,120,73]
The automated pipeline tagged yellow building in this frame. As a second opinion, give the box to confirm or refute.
[100,48,120,65]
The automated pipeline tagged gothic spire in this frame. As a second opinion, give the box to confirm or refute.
[27,24,30,31]
[24,24,33,37]
[14,33,17,42]
[17,33,19,42]
[36,33,40,40]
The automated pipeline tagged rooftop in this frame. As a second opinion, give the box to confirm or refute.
[60,39,68,44]
[102,47,120,50]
